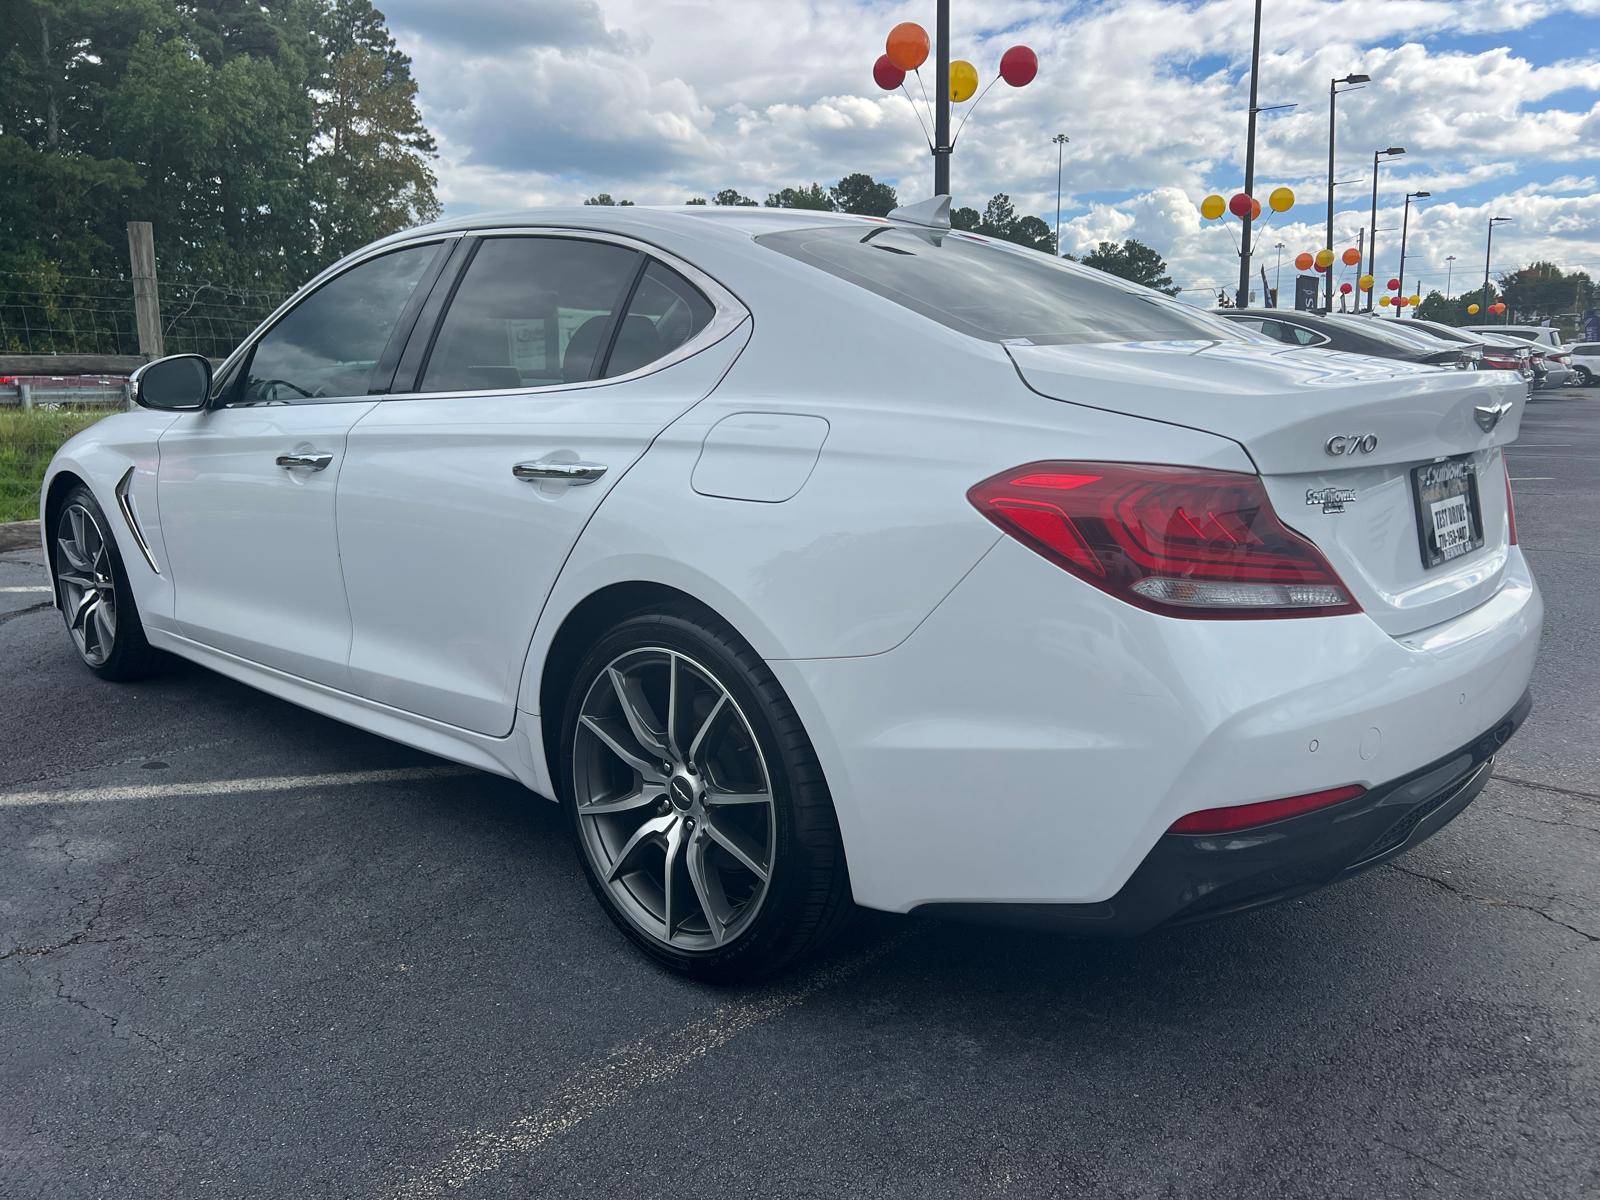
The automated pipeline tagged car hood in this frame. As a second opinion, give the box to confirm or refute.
[1006,339,1527,475]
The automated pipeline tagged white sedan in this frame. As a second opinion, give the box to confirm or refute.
[42,199,1540,981]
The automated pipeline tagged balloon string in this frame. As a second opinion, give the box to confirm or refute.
[951,75,1002,147]
[912,66,935,132]
[898,81,935,152]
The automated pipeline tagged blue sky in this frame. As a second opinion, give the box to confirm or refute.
[382,0,1600,302]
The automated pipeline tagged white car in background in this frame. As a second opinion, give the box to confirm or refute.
[1565,342,1598,386]
[41,200,1541,981]
[1464,324,1563,349]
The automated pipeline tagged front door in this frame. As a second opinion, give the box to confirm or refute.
[157,242,443,689]
[337,235,747,734]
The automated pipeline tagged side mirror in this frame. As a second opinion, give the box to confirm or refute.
[132,354,212,411]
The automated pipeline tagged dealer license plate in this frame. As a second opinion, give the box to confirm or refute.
[1411,457,1485,570]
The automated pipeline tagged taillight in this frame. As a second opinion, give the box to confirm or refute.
[968,461,1361,618]
[1504,458,1518,545]
[1168,784,1367,834]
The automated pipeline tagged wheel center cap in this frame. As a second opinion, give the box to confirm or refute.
[668,774,697,811]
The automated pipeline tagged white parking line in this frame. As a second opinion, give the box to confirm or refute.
[0,765,478,808]
[0,586,51,593]
[390,928,918,1200]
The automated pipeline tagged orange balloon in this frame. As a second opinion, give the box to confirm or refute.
[886,22,929,71]
[1342,248,1362,266]
[1250,198,1261,220]
[1295,252,1314,271]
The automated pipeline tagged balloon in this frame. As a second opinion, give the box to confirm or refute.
[999,45,1038,87]
[1467,303,1480,314]
[949,60,978,102]
[1315,262,1328,273]
[1380,296,1391,306]
[886,22,929,71]
[1342,248,1362,266]
[1315,249,1334,269]
[1228,192,1252,218]
[1491,302,1506,314]
[1396,295,1410,308]
[1269,186,1295,213]
[1200,194,1225,220]
[1294,252,1314,271]
[873,54,906,91]
[1359,274,1374,290]
[1340,283,1353,294]
[1410,295,1422,306]
[1250,198,1262,220]
[1387,278,1400,290]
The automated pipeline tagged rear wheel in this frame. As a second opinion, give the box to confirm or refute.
[1572,365,1594,387]
[559,603,852,982]
[52,485,161,681]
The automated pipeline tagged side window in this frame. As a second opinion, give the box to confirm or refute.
[603,261,717,378]
[1255,320,1295,344]
[418,237,640,393]
[238,243,438,405]
[1283,324,1322,346]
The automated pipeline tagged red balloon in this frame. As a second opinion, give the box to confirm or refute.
[1387,278,1400,290]
[873,54,906,91]
[1315,262,1328,273]
[999,45,1038,87]
[1228,192,1253,218]
[1340,283,1353,294]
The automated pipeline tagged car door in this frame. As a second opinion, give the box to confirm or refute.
[336,233,749,735]
[156,240,449,689]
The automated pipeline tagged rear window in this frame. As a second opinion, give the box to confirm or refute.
[755,225,1243,346]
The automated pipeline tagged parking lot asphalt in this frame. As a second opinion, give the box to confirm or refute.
[3,392,1598,1200]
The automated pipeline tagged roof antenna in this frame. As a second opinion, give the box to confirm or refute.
[886,195,951,246]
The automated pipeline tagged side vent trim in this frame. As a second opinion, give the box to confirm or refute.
[115,466,160,574]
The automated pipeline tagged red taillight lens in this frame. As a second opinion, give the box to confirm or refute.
[1503,458,1518,545]
[1168,784,1367,834]
[968,461,1361,618]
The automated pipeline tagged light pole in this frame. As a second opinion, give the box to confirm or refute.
[1445,254,1456,299]
[1326,71,1370,310]
[1483,215,1511,319]
[1395,190,1429,318]
[1274,242,1286,307]
[1053,133,1069,257]
[1236,0,1263,309]
[1366,146,1405,310]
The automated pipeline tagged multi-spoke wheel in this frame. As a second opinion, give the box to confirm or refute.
[52,485,160,680]
[560,604,852,981]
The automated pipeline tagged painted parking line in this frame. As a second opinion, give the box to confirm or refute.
[0,586,51,593]
[390,927,919,1200]
[0,764,479,808]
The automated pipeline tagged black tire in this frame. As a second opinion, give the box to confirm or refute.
[558,602,853,982]
[51,484,163,681]
[1573,366,1594,387]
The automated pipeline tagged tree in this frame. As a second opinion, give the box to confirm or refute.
[1498,261,1593,322]
[584,194,633,206]
[714,188,758,207]
[765,183,834,211]
[949,194,1055,253]
[829,173,897,216]
[684,197,707,205]
[1079,239,1180,295]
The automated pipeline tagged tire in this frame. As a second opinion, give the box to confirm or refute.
[1573,366,1594,387]
[51,484,162,681]
[558,602,853,982]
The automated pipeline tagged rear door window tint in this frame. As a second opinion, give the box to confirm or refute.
[603,261,716,378]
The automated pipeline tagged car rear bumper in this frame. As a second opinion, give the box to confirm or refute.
[918,689,1530,935]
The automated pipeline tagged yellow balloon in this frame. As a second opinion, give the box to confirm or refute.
[1358,274,1374,290]
[1269,186,1295,213]
[1314,248,1334,269]
[1410,294,1422,306]
[1379,295,1391,307]
[949,60,978,102]
[1200,194,1225,220]
[1467,303,1480,314]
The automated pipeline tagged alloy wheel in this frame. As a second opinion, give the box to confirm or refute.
[571,646,776,952]
[55,502,118,667]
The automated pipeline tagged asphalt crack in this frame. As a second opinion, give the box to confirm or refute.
[0,893,106,962]
[1493,772,1600,804]
[0,600,51,627]
[1389,863,1599,943]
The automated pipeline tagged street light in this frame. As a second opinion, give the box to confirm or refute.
[1236,0,1264,309]
[1395,190,1430,318]
[1326,72,1370,310]
[1366,146,1405,310]
[1445,254,1456,299]
[1053,133,1069,258]
[1483,216,1512,321]
[1274,242,1286,308]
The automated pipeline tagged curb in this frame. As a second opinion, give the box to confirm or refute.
[0,520,42,555]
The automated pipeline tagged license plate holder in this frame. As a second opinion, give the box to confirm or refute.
[1411,457,1485,570]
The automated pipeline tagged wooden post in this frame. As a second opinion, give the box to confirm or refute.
[127,221,163,360]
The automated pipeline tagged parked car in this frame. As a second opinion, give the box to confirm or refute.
[1400,318,1560,388]
[41,202,1540,981]
[1217,310,1480,367]
[1464,324,1564,349]
[1565,342,1599,386]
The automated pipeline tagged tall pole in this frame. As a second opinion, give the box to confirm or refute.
[934,0,950,196]
[1483,216,1509,317]
[1326,80,1337,313]
[1445,255,1455,298]
[1236,0,1263,309]
[1274,241,1285,306]
[1053,133,1069,257]
[1365,146,1403,311]
[127,221,163,360]
[1396,195,1411,319]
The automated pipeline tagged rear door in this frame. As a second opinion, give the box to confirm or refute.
[336,233,750,734]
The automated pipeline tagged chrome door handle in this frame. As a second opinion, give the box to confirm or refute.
[276,452,333,471]
[513,461,607,484]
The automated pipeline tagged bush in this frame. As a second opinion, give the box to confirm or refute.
[0,409,108,523]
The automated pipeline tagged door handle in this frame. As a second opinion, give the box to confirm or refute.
[513,461,607,484]
[276,452,333,472]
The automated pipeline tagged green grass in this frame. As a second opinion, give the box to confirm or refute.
[0,409,110,523]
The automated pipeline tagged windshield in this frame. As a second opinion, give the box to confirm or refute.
[756,225,1245,346]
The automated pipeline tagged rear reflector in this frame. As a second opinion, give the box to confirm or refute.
[1168,784,1367,834]
[968,461,1360,618]
[1503,458,1518,545]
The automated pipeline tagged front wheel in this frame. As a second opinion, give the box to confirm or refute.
[52,484,162,681]
[559,604,852,982]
